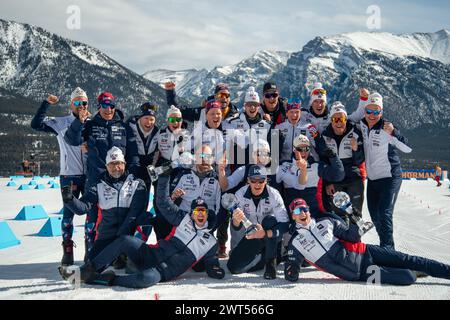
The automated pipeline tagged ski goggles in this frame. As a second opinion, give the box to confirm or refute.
[99,100,115,109]
[264,93,279,99]
[193,208,207,215]
[168,117,182,123]
[312,88,327,96]
[73,100,88,107]
[331,117,347,124]
[295,146,310,152]
[365,109,382,116]
[216,92,230,99]
[199,153,214,159]
[292,206,309,215]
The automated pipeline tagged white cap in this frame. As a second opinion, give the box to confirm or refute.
[70,87,88,101]
[244,86,260,104]
[166,105,182,118]
[293,134,310,147]
[106,146,126,165]
[367,92,383,109]
[330,101,348,118]
[309,82,327,107]
[255,139,270,152]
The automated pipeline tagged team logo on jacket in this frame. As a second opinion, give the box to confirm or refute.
[317,224,324,230]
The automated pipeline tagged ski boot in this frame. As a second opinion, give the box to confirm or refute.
[61,240,75,266]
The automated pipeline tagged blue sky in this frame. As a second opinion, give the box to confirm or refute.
[1,0,449,73]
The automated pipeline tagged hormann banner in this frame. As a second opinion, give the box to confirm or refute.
[402,170,437,179]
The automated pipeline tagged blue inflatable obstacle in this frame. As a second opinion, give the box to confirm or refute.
[17,184,30,190]
[28,180,37,186]
[35,184,46,190]
[42,175,50,178]
[32,176,42,181]
[0,221,21,249]
[37,217,62,237]
[6,181,17,187]
[14,205,48,221]
[50,183,60,189]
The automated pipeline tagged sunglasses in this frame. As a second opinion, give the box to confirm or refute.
[199,153,213,159]
[293,206,309,215]
[295,146,310,152]
[331,117,347,124]
[193,208,207,215]
[73,101,88,107]
[249,178,266,184]
[256,151,270,157]
[168,117,182,123]
[99,102,115,109]
[216,92,230,99]
[365,109,382,116]
[264,93,279,99]
[312,89,327,95]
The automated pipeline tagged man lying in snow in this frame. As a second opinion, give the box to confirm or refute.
[284,198,450,285]
[60,174,225,288]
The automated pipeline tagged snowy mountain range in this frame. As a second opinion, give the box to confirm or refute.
[145,30,450,131]
[0,19,179,124]
[143,50,291,105]
[0,18,449,173]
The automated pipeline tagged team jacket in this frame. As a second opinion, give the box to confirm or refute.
[224,112,272,148]
[170,168,221,217]
[65,173,147,240]
[156,127,191,164]
[31,100,87,176]
[155,175,220,281]
[275,119,317,162]
[64,110,139,182]
[286,217,366,281]
[316,122,365,183]
[358,119,412,180]
[190,122,226,162]
[127,116,159,182]
[276,156,345,190]
[231,185,289,250]
[301,107,330,133]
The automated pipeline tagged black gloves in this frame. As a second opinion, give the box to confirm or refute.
[206,265,225,279]
[284,263,299,282]
[61,184,74,203]
[323,147,337,158]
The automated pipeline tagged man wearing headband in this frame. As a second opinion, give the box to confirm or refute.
[31,87,90,267]
[164,81,239,124]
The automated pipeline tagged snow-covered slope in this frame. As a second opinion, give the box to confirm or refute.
[323,30,450,64]
[0,178,449,299]
[0,19,173,122]
[144,50,291,105]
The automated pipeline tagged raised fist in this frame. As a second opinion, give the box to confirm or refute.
[164,81,176,90]
[47,95,59,105]
[360,88,370,100]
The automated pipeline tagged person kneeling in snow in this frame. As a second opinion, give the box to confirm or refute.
[60,174,225,288]
[62,146,147,263]
[284,198,450,286]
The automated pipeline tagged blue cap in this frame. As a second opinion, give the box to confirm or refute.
[248,165,267,179]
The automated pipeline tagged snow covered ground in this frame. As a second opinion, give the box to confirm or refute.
[0,177,449,300]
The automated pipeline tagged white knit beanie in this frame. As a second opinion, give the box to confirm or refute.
[106,146,125,165]
[330,101,348,118]
[309,82,327,107]
[244,86,260,104]
[70,87,88,101]
[166,105,182,118]
[367,92,383,109]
